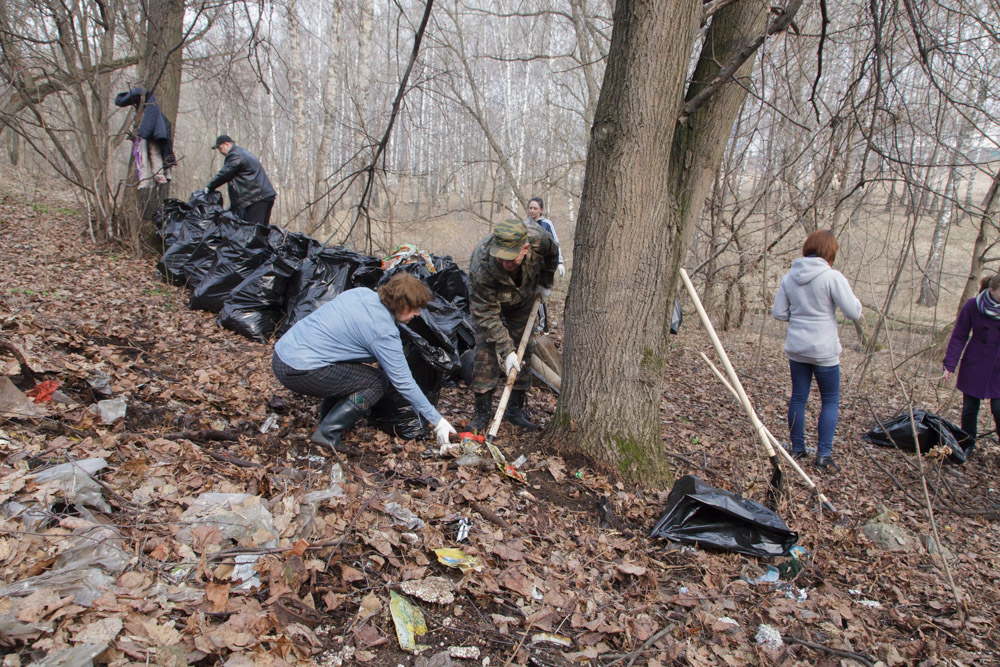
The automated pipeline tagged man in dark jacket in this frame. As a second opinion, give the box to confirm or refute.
[467,218,559,431]
[204,135,276,224]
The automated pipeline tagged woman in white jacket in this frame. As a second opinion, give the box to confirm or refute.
[772,230,862,472]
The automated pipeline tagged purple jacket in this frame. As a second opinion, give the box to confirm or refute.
[943,297,1000,399]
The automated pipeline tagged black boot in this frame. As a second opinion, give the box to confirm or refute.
[468,392,493,432]
[504,390,537,431]
[319,396,338,419]
[310,397,365,455]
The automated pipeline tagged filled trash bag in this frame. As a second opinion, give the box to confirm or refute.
[862,410,967,464]
[189,241,273,312]
[278,247,384,337]
[651,475,798,558]
[369,328,443,440]
[216,254,300,343]
[427,255,470,311]
[182,214,269,292]
[156,215,217,286]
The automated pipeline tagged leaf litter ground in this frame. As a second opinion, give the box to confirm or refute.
[1,198,999,665]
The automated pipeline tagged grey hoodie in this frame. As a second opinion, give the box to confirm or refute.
[772,256,862,366]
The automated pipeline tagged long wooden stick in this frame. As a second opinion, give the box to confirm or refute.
[487,296,543,445]
[699,351,837,512]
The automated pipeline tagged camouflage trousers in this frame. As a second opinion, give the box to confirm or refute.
[471,300,536,394]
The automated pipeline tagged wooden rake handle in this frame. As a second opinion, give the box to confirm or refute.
[486,296,544,444]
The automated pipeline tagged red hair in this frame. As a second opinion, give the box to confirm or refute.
[802,230,838,265]
[379,273,432,315]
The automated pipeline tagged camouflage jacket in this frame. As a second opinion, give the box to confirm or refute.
[469,221,559,359]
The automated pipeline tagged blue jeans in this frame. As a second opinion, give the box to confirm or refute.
[788,360,841,458]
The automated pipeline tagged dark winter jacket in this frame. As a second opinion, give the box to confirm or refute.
[944,296,1000,399]
[114,87,175,166]
[206,145,276,210]
[468,221,558,360]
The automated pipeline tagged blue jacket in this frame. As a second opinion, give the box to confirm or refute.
[114,87,175,165]
[274,288,442,423]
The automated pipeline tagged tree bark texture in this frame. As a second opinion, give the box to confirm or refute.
[554,0,773,487]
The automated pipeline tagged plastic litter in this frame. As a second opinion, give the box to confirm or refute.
[863,409,967,464]
[454,517,471,543]
[650,475,798,558]
[231,553,262,590]
[28,642,108,667]
[384,502,425,531]
[433,548,483,573]
[755,623,783,650]
[389,590,429,653]
[531,632,573,647]
[95,396,127,424]
[0,376,46,418]
[86,370,113,397]
[260,412,279,433]
[176,493,278,549]
[29,457,111,513]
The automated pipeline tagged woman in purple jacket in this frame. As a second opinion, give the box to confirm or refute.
[943,273,1000,459]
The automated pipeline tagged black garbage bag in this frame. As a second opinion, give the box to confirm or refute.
[156,216,217,286]
[278,247,384,337]
[428,255,470,311]
[862,410,967,464]
[182,213,269,292]
[670,300,683,334]
[650,475,798,558]
[368,313,455,439]
[216,254,300,343]
[424,295,475,354]
[190,240,273,312]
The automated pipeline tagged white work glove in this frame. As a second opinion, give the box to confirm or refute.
[434,417,457,447]
[557,264,566,278]
[202,187,211,195]
[504,352,521,376]
[536,286,552,303]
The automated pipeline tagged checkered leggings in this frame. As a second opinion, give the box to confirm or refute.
[271,352,390,406]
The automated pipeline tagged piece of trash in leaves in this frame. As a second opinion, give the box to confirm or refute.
[753,565,780,584]
[95,397,127,424]
[531,632,572,648]
[433,548,482,573]
[384,502,425,531]
[650,475,798,558]
[778,546,809,579]
[454,517,470,542]
[449,646,481,660]
[512,454,527,468]
[25,380,59,403]
[400,577,455,605]
[389,590,428,653]
[87,371,112,397]
[755,623,783,650]
[260,412,279,434]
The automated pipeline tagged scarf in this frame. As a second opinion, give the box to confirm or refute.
[975,288,1000,320]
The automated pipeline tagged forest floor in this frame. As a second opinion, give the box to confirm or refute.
[1,196,999,667]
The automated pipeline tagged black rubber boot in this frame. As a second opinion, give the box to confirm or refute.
[310,397,365,455]
[319,396,338,419]
[468,392,493,432]
[504,390,538,431]
[815,455,841,473]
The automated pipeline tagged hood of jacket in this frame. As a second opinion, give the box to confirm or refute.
[789,256,832,285]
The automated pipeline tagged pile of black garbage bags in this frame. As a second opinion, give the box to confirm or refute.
[153,190,475,439]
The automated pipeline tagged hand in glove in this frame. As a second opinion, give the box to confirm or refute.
[202,187,211,195]
[434,417,457,446]
[504,352,521,376]
[557,264,566,278]
[536,286,552,303]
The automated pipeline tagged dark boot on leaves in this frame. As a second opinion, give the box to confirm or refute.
[311,396,365,456]
[468,392,493,432]
[504,390,538,431]
[319,396,338,420]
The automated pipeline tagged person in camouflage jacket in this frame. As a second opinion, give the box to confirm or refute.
[467,218,559,431]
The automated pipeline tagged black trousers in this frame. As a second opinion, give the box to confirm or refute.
[238,198,275,225]
[960,393,1000,451]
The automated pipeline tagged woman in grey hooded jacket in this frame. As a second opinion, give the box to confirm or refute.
[772,230,862,472]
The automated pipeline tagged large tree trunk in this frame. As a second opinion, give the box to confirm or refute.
[553,0,774,487]
[122,0,185,254]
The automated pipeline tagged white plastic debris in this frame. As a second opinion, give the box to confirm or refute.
[260,413,279,433]
[231,553,262,590]
[95,396,127,424]
[755,623,783,650]
[30,642,108,667]
[28,457,111,513]
[176,493,278,548]
[384,502,425,530]
[87,371,112,396]
[449,646,481,660]
[858,599,882,608]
